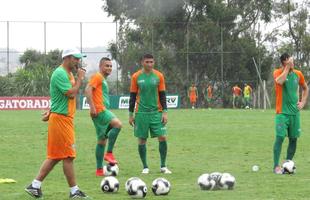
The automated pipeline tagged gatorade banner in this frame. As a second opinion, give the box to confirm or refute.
[0,97,50,110]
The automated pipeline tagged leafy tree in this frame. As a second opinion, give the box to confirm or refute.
[103,0,273,107]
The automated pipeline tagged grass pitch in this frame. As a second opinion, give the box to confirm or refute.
[0,109,310,200]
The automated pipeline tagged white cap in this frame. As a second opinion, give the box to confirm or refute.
[62,48,86,59]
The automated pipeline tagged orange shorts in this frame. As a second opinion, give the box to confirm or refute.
[190,96,197,103]
[47,113,76,160]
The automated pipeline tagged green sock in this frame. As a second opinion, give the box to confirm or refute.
[138,144,148,168]
[96,144,105,169]
[273,136,284,168]
[286,138,297,160]
[107,128,121,153]
[159,141,167,168]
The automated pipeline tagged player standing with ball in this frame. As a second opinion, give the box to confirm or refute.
[85,57,122,176]
[25,48,88,198]
[273,53,308,174]
[129,54,171,174]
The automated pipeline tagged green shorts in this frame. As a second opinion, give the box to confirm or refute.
[275,113,301,138]
[134,112,167,139]
[92,110,116,140]
[205,97,212,103]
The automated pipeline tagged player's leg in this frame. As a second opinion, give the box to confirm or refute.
[287,137,297,160]
[273,136,284,173]
[134,113,150,173]
[273,114,288,174]
[150,112,171,174]
[96,139,107,176]
[25,159,60,198]
[35,159,60,181]
[92,112,109,175]
[138,138,149,173]
[105,113,122,164]
[63,157,88,198]
[232,95,235,108]
[286,113,301,161]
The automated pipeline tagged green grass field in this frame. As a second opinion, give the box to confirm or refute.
[0,109,310,200]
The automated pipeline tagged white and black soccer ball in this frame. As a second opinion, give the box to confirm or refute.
[218,173,236,190]
[152,178,171,195]
[125,177,142,192]
[103,164,119,176]
[100,176,120,193]
[282,160,296,174]
[126,178,147,199]
[197,174,216,191]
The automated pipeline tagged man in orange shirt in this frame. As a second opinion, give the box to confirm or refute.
[85,57,122,176]
[25,48,88,198]
[232,85,242,108]
[188,83,198,109]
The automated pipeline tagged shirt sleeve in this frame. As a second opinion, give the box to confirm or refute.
[130,74,138,93]
[273,70,281,81]
[158,73,166,91]
[88,74,101,89]
[297,71,306,85]
[53,70,72,94]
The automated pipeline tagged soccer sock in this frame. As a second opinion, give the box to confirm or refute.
[96,143,105,169]
[159,141,167,168]
[70,185,79,194]
[273,136,284,168]
[286,138,297,160]
[107,128,121,153]
[138,144,148,169]
[32,179,42,189]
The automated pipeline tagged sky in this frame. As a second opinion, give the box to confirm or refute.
[0,0,116,52]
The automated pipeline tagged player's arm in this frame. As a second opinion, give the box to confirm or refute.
[275,58,292,85]
[158,74,168,124]
[85,84,97,118]
[129,75,137,126]
[297,74,309,110]
[195,87,198,97]
[66,68,85,98]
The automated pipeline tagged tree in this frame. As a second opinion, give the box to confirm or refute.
[1,49,62,96]
[103,0,273,107]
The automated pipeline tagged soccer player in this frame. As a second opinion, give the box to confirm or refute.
[85,57,122,176]
[25,48,88,198]
[273,53,308,174]
[188,83,198,109]
[232,84,242,108]
[203,85,213,108]
[243,83,252,108]
[129,54,171,174]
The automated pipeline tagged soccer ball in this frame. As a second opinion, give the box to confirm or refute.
[125,177,142,191]
[209,172,222,184]
[100,176,119,193]
[218,173,236,190]
[126,178,147,198]
[103,164,119,176]
[152,178,171,195]
[282,160,296,174]
[197,174,216,190]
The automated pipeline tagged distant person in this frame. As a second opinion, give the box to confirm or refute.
[188,83,198,109]
[232,85,242,108]
[273,53,308,174]
[203,85,213,108]
[25,48,88,198]
[243,84,252,109]
[85,57,122,176]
